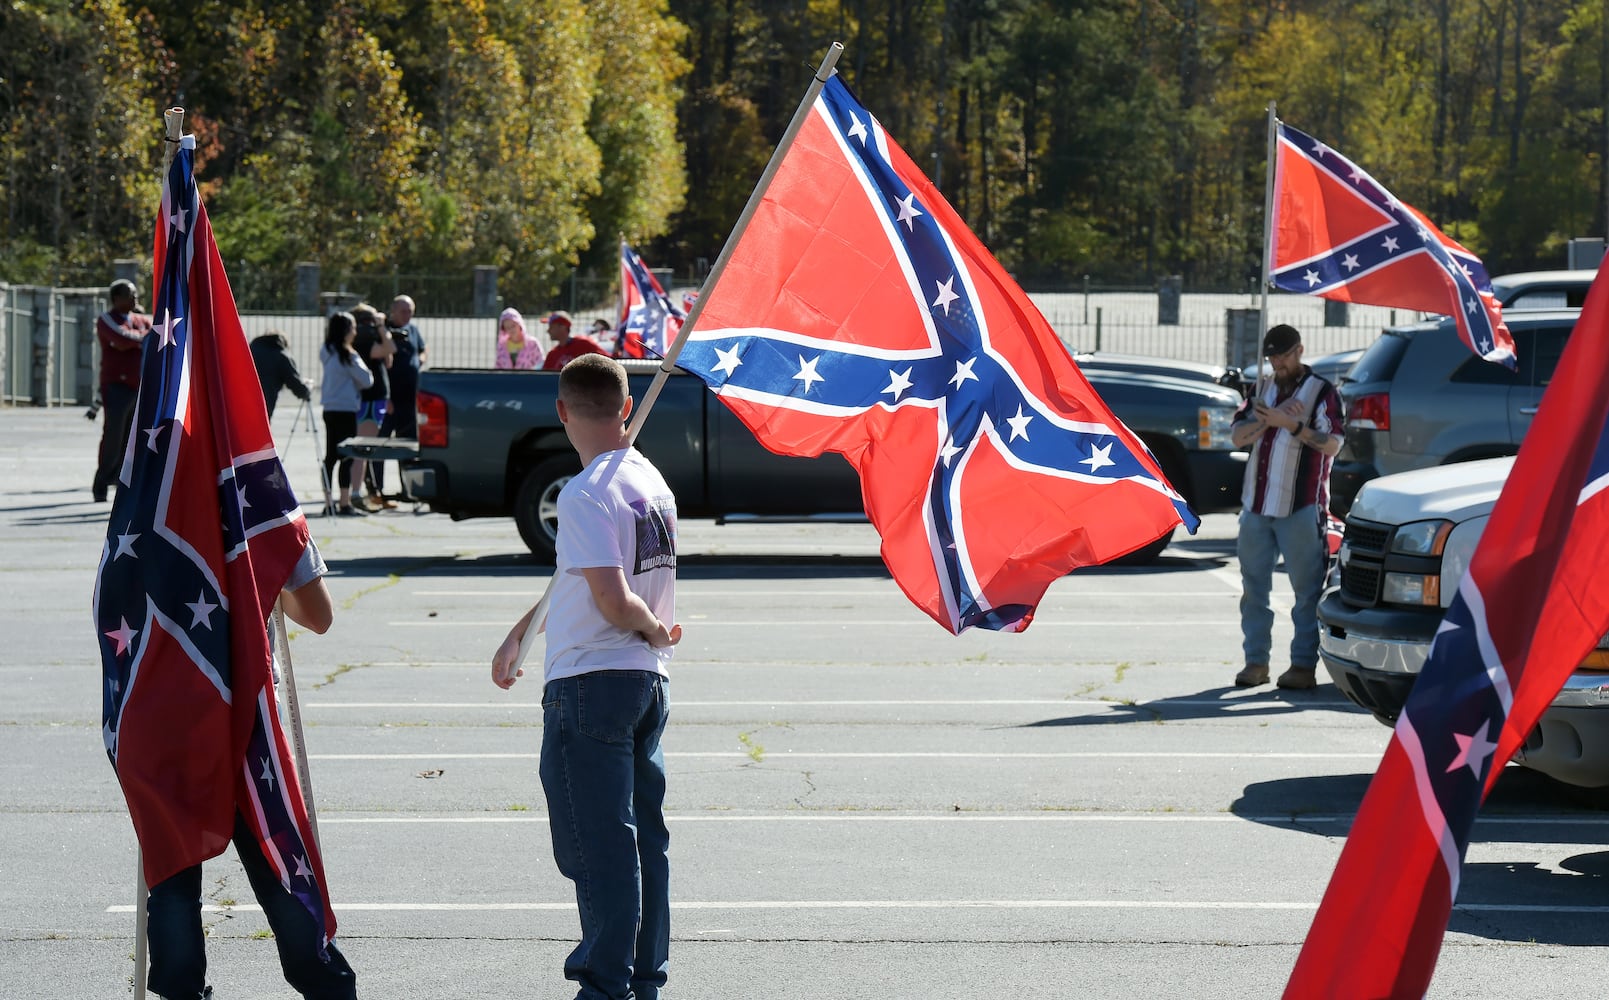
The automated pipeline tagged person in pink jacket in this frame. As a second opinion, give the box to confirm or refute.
[495,307,545,370]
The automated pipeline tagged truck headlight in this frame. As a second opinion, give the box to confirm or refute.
[1390,519,1453,556]
[1198,406,1235,450]
[1383,572,1441,606]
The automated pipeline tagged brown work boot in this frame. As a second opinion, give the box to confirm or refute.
[1234,663,1270,687]
[1277,666,1318,690]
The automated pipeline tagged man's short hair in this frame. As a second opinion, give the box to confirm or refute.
[558,355,629,422]
[109,279,137,301]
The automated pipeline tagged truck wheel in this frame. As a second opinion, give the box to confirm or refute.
[515,455,582,563]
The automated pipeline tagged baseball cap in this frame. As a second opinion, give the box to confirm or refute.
[545,311,572,327]
[1262,324,1301,357]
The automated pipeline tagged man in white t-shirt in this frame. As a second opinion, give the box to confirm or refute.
[491,354,681,1000]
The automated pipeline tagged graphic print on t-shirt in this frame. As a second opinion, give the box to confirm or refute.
[631,497,677,574]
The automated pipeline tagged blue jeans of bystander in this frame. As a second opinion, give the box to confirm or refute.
[1237,504,1329,669]
[540,669,671,1000]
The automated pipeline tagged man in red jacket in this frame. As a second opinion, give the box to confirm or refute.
[93,279,152,503]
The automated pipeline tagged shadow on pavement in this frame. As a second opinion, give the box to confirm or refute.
[1015,683,1367,730]
[321,551,895,580]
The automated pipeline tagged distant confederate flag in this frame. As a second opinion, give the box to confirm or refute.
[674,75,1197,634]
[1285,271,1609,997]
[616,241,684,359]
[93,134,338,947]
[1271,121,1516,369]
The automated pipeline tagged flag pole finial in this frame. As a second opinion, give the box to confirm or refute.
[162,107,184,171]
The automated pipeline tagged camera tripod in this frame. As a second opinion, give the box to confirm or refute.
[284,397,334,516]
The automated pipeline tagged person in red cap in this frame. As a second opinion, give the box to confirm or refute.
[541,310,607,371]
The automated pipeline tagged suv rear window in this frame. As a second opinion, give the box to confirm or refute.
[1347,330,1410,385]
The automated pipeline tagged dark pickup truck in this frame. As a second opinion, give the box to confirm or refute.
[401,359,1248,563]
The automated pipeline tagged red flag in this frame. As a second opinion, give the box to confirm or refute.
[674,76,1196,634]
[1285,273,1609,996]
[94,134,337,945]
[1272,121,1516,368]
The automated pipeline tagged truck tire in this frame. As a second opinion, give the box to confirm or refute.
[514,455,582,563]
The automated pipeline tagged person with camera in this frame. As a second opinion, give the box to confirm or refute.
[351,304,395,511]
[249,330,312,420]
[92,279,153,503]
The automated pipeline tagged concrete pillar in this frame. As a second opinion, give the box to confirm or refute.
[29,288,52,406]
[1323,298,1348,327]
[1224,307,1263,374]
[1157,275,1182,325]
[112,259,140,294]
[472,265,499,317]
[295,262,321,314]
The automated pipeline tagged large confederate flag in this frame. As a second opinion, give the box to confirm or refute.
[93,134,337,947]
[1285,272,1609,997]
[675,76,1197,634]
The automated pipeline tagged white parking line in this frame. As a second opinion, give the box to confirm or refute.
[385,620,1239,628]
[411,590,1239,599]
[301,699,1358,710]
[308,751,1381,761]
[105,899,1609,915]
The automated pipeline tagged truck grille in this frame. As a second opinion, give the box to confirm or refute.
[1339,518,1391,607]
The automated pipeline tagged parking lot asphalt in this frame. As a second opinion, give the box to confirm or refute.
[5,404,1609,999]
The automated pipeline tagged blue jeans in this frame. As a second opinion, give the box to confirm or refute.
[1237,504,1328,669]
[541,670,671,1000]
[146,813,356,999]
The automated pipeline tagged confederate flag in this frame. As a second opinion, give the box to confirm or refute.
[674,75,1197,634]
[93,134,337,947]
[1271,121,1516,369]
[1285,272,1609,996]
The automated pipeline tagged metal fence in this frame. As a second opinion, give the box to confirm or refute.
[1,285,106,406]
[3,278,1411,408]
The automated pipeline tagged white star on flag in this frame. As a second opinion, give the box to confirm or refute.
[186,592,218,630]
[1465,297,1478,314]
[792,355,824,393]
[152,310,182,350]
[1080,442,1115,473]
[1341,254,1360,272]
[1382,235,1400,253]
[949,357,978,389]
[1303,270,1320,288]
[114,531,140,560]
[259,756,276,792]
[932,276,959,315]
[712,344,743,377]
[846,114,868,144]
[105,617,139,656]
[1005,405,1033,442]
[237,484,251,510]
[895,193,924,230]
[882,367,913,402]
[293,854,315,885]
[169,207,188,232]
[939,439,962,466]
[145,426,162,452]
[1446,722,1499,779]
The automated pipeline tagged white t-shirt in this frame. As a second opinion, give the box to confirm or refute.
[544,448,678,683]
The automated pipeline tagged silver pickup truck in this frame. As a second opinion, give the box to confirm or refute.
[1318,457,1609,789]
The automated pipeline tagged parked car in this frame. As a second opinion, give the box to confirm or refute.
[1318,457,1609,788]
[402,361,1248,563]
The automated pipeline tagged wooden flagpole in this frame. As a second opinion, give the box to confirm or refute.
[497,43,846,683]
[274,600,322,850]
[1257,100,1278,401]
[133,103,188,1000]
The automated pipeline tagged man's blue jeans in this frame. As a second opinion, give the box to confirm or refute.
[541,670,671,1000]
[1237,504,1328,669]
[145,813,357,1000]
